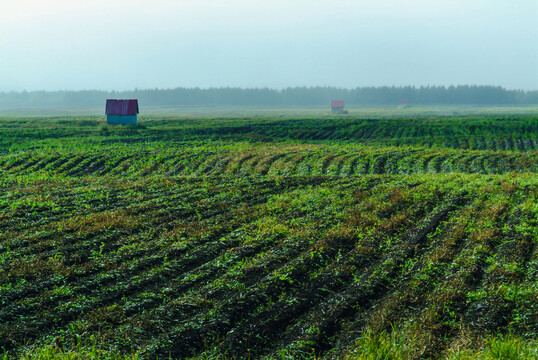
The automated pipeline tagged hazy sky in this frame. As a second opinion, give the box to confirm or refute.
[1,0,537,91]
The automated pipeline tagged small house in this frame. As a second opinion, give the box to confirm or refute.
[106,99,139,125]
[330,100,345,113]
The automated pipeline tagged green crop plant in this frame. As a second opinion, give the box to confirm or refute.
[1,114,538,359]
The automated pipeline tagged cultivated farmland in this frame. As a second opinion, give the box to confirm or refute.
[1,114,538,359]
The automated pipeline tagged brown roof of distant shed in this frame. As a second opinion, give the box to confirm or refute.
[330,100,345,107]
[106,99,139,115]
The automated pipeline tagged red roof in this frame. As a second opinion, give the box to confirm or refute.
[106,99,139,115]
[330,100,344,108]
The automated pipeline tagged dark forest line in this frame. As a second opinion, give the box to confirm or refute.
[1,85,537,108]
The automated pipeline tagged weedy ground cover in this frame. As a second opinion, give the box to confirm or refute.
[0,114,537,359]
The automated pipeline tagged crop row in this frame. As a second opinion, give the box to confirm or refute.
[2,145,538,180]
[1,115,538,152]
[1,173,537,358]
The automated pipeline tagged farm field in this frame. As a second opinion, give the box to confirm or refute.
[1,114,538,359]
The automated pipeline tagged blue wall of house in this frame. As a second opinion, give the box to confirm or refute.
[331,107,344,113]
[107,115,137,125]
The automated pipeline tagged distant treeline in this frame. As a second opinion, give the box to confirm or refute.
[1,86,537,108]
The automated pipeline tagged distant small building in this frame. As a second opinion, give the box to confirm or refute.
[330,100,345,113]
[106,99,139,125]
[399,99,409,108]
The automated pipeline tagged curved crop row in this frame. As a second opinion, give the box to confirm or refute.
[2,146,538,179]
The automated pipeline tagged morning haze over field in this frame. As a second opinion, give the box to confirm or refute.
[1,0,537,92]
[3,2,538,360]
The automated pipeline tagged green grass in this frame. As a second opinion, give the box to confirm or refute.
[346,329,538,360]
[7,331,537,360]
[8,345,139,360]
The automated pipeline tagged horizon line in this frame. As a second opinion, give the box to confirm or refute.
[2,84,537,93]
